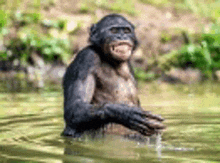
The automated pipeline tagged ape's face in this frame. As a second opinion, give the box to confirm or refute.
[89,14,138,62]
[103,26,134,61]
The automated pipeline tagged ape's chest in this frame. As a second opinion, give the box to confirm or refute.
[92,63,139,105]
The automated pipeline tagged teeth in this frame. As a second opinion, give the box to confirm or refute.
[111,42,132,55]
[114,44,130,52]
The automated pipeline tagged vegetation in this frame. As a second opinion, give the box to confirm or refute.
[0,0,219,81]
[80,0,138,15]
[141,0,220,21]
[8,26,71,63]
[134,68,157,81]
[0,8,75,64]
[156,24,220,79]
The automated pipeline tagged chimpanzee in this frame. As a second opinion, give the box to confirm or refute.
[62,14,165,137]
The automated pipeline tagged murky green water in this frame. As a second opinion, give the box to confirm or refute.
[0,82,220,163]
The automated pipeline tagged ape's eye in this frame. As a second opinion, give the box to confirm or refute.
[124,28,131,34]
[110,28,118,34]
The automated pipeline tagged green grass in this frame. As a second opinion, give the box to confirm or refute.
[139,0,220,21]
[183,0,220,21]
[139,0,170,6]
[80,0,138,15]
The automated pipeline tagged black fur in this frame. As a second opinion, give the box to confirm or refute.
[89,14,138,50]
[62,14,164,137]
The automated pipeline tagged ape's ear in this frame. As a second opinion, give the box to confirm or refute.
[90,24,97,34]
[89,24,99,45]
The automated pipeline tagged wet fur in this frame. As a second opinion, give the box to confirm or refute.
[62,14,164,138]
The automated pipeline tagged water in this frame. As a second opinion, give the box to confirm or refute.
[0,82,220,163]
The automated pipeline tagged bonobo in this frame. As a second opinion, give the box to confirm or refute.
[62,14,165,137]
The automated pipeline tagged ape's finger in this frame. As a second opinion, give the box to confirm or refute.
[145,120,166,130]
[142,111,165,121]
[126,120,164,136]
[127,120,150,133]
[139,129,155,136]
[129,114,165,131]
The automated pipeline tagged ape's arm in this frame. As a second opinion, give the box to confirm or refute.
[63,47,100,136]
[63,47,164,137]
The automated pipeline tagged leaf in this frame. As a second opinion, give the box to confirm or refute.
[201,41,212,66]
[43,47,52,55]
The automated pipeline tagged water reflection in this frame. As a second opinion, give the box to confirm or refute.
[62,134,163,163]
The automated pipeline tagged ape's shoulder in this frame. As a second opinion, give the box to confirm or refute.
[71,45,101,66]
[63,46,100,83]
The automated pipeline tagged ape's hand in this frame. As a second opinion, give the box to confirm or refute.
[104,104,165,136]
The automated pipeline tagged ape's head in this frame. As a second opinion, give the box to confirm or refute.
[89,14,138,62]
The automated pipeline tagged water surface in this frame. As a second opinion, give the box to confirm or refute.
[0,82,219,163]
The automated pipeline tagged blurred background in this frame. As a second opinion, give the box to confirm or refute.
[0,0,220,89]
[0,0,220,163]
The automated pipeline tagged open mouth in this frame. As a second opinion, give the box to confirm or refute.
[110,41,133,54]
